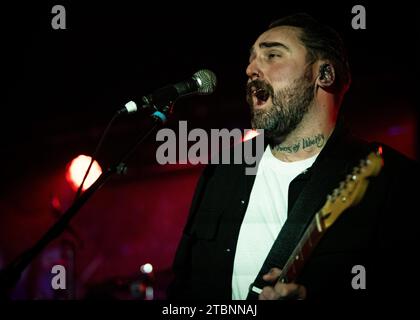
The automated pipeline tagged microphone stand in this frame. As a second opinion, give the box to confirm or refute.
[0,108,170,299]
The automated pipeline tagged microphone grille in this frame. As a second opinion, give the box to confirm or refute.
[193,69,217,94]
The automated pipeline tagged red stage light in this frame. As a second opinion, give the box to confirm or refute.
[66,155,102,192]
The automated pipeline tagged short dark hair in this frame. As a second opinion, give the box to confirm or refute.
[269,13,351,95]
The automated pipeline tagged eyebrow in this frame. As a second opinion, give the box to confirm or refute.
[250,41,291,56]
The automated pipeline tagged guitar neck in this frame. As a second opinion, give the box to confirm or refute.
[278,211,326,283]
[275,150,383,285]
[246,151,383,298]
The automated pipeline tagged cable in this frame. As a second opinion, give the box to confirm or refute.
[73,111,121,202]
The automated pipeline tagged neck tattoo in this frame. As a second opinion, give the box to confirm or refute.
[273,134,325,154]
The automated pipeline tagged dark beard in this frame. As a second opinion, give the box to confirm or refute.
[247,73,315,142]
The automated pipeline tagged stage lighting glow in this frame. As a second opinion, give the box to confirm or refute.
[140,263,153,274]
[243,129,260,142]
[66,155,102,191]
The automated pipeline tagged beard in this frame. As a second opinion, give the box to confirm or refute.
[246,70,315,141]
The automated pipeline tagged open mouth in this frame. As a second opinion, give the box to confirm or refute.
[252,87,270,107]
[246,80,273,109]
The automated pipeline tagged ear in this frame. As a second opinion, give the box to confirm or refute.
[316,63,335,88]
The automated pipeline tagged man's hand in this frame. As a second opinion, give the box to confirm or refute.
[258,268,307,300]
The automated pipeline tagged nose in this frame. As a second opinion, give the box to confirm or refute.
[246,59,262,80]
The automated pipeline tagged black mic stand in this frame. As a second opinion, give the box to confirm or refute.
[0,107,172,299]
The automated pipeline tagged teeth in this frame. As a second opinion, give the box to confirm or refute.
[252,88,263,95]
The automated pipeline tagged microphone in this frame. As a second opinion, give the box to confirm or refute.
[120,69,217,115]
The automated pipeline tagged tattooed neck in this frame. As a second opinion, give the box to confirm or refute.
[272,134,325,154]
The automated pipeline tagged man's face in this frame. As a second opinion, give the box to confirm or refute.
[246,26,315,140]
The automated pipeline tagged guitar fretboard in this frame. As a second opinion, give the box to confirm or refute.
[278,211,326,283]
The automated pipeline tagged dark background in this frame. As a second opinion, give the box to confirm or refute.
[0,1,418,299]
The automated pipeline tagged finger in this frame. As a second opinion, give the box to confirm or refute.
[258,286,279,300]
[262,267,282,282]
[273,282,307,300]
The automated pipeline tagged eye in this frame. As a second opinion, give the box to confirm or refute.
[267,52,281,59]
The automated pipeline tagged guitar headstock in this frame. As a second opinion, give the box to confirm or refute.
[320,149,383,229]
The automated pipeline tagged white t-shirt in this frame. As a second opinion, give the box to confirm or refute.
[231,146,318,300]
